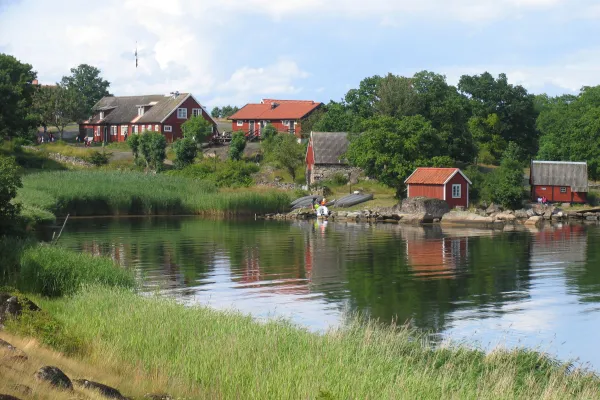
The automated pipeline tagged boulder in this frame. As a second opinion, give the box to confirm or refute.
[74,379,125,399]
[397,213,429,224]
[543,210,553,220]
[586,216,598,221]
[562,203,571,208]
[34,366,73,390]
[0,338,16,351]
[526,209,537,218]
[514,209,529,219]
[525,216,543,226]
[144,394,173,400]
[495,213,517,222]
[0,293,40,326]
[0,395,21,400]
[441,211,494,225]
[400,197,450,219]
[486,203,502,215]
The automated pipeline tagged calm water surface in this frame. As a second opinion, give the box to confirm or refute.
[54,217,600,369]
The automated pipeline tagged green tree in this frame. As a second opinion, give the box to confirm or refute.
[127,134,140,160]
[0,53,39,138]
[211,107,221,118]
[0,156,22,235]
[182,115,213,146]
[376,73,420,118]
[229,131,246,161]
[139,132,167,172]
[312,102,361,133]
[172,137,198,169]
[346,115,447,197]
[60,64,110,120]
[488,150,526,209]
[33,85,82,139]
[458,72,538,159]
[220,105,239,118]
[266,134,305,181]
[344,75,382,119]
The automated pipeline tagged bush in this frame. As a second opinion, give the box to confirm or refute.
[127,134,140,159]
[19,245,136,297]
[182,115,213,145]
[139,132,167,171]
[262,123,278,141]
[229,132,246,161]
[168,160,258,188]
[0,155,22,235]
[172,137,198,169]
[331,173,349,186]
[86,150,111,166]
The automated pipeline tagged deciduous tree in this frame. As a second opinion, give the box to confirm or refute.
[266,134,305,181]
[182,116,213,145]
[0,53,39,138]
[60,64,110,120]
[211,107,221,118]
[173,137,198,169]
[0,155,22,235]
[139,132,166,172]
[229,131,246,161]
[34,85,82,139]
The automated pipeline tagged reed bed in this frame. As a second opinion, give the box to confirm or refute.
[18,245,136,297]
[40,286,600,400]
[17,170,290,218]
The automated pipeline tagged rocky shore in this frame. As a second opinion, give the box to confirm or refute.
[264,197,600,227]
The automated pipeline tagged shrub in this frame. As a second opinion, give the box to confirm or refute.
[19,245,136,297]
[182,115,213,145]
[332,173,349,186]
[86,150,111,166]
[229,132,246,161]
[264,134,304,181]
[262,123,278,141]
[172,137,198,169]
[139,132,167,171]
[0,155,22,235]
[127,134,140,159]
[168,160,258,188]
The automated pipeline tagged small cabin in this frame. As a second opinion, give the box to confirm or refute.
[530,161,588,203]
[404,168,472,208]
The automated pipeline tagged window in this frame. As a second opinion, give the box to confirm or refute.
[177,108,187,119]
[261,120,268,128]
[121,126,128,136]
[155,125,160,132]
[142,125,147,133]
[96,127,100,136]
[99,111,105,120]
[192,108,202,117]
[452,184,461,199]
[283,120,290,126]
[147,125,152,132]
[138,107,144,116]
[164,125,172,132]
[111,126,118,136]
[132,125,138,134]
[236,120,243,127]
[560,187,567,193]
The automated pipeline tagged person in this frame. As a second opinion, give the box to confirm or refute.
[542,196,547,205]
[316,199,329,218]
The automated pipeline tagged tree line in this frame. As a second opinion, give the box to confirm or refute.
[211,105,240,119]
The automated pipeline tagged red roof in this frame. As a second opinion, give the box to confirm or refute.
[405,168,470,185]
[229,99,321,120]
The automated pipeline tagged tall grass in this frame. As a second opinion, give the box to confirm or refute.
[41,286,600,400]
[17,170,290,217]
[19,245,135,297]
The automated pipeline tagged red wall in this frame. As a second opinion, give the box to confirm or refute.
[305,140,314,170]
[232,119,301,137]
[162,96,215,141]
[532,185,587,203]
[407,184,444,200]
[444,173,469,208]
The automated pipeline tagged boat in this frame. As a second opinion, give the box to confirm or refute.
[334,193,374,208]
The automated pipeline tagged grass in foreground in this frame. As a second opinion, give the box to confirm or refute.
[35,286,600,400]
[16,170,291,218]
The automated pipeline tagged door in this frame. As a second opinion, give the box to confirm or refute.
[103,126,108,143]
[289,120,296,135]
[249,120,256,134]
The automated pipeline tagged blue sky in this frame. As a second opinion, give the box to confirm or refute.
[1,0,599,108]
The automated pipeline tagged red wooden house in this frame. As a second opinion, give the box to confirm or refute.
[228,99,321,138]
[80,93,217,143]
[404,168,472,208]
[530,161,588,203]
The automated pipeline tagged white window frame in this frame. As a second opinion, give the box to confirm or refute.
[560,187,567,193]
[99,111,105,120]
[142,125,147,133]
[236,120,243,127]
[121,125,128,136]
[177,108,188,119]
[154,125,160,132]
[260,120,268,127]
[132,125,138,134]
[192,108,202,117]
[164,125,172,132]
[452,184,461,199]
[138,107,144,116]
[282,120,290,127]
[96,127,100,136]
[147,125,152,132]
[111,126,118,136]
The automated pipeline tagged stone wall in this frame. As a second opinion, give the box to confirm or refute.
[309,165,362,185]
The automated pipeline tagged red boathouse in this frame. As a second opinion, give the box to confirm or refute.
[404,168,472,209]
[530,161,588,203]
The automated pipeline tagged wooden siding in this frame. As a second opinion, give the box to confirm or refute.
[305,140,315,170]
[232,119,301,137]
[444,173,469,208]
[532,185,587,203]
[407,184,444,200]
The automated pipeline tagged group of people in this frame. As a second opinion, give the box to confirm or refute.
[38,126,56,143]
[537,196,549,204]
[76,135,94,147]
[311,197,329,218]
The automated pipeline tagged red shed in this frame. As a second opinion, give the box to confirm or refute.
[404,168,472,209]
[530,161,588,203]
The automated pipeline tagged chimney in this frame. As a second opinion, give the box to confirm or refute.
[32,79,39,85]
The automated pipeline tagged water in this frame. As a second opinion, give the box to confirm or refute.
[52,217,600,369]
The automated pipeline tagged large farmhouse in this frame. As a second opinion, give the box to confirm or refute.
[80,93,217,143]
[228,99,322,138]
[530,161,588,203]
[405,167,472,209]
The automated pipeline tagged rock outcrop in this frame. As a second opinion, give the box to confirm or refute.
[75,379,126,399]
[34,366,73,390]
[0,395,22,400]
[441,211,496,226]
[400,197,450,220]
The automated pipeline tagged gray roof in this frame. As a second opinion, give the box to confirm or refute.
[531,161,588,192]
[88,93,190,124]
[311,132,349,164]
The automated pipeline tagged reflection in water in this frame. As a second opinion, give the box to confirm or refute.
[50,218,600,369]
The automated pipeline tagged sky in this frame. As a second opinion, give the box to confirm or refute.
[1,0,600,109]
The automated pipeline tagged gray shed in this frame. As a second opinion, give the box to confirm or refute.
[306,132,360,184]
[530,161,588,203]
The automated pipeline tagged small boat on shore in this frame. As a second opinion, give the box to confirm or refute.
[334,193,374,208]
